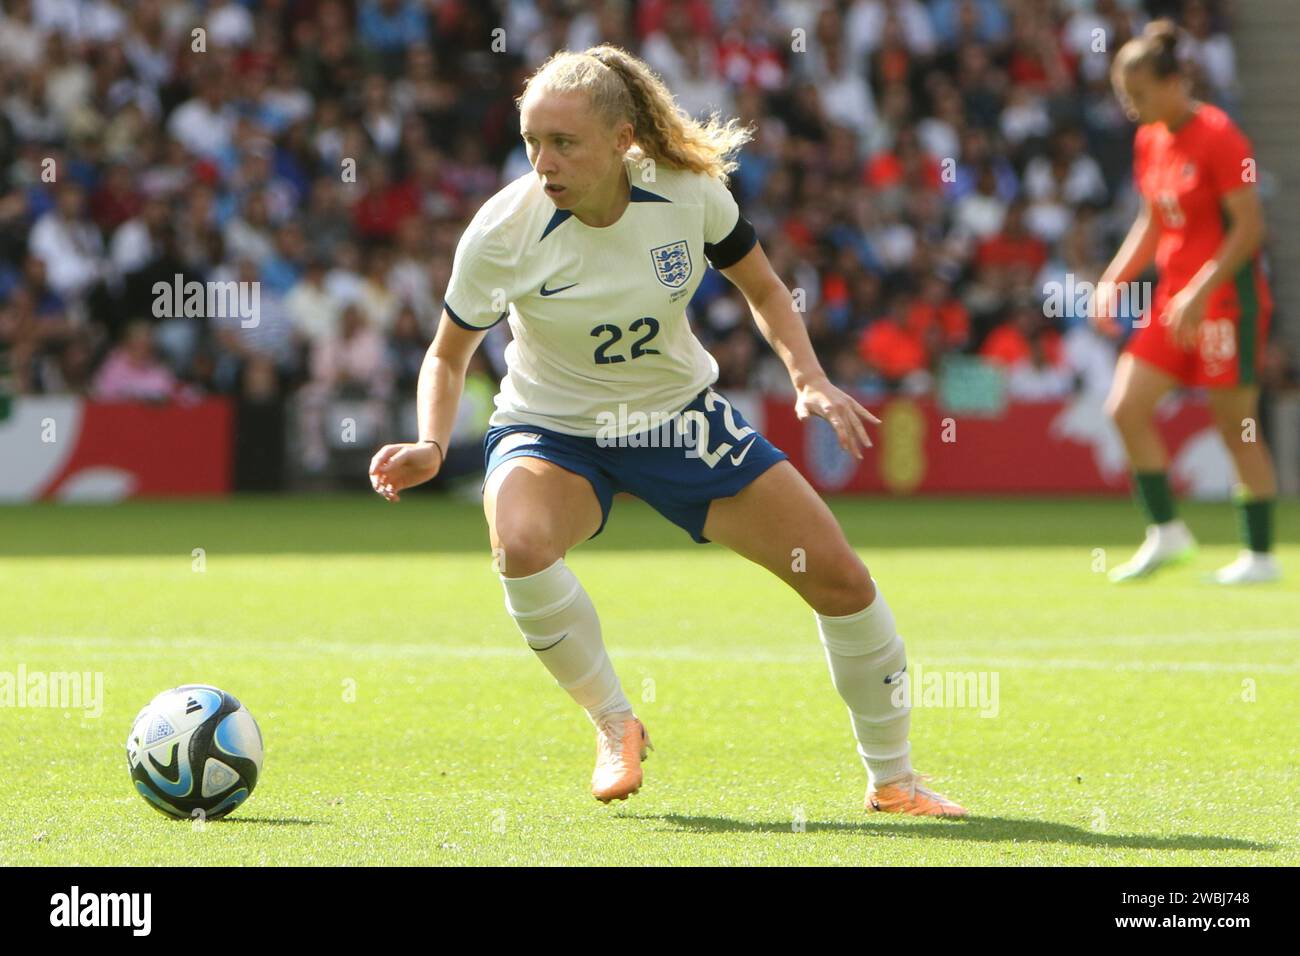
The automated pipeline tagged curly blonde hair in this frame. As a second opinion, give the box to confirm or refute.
[515,45,754,183]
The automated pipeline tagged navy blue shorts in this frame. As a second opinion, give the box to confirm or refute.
[482,387,788,544]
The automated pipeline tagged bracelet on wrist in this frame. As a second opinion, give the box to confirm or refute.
[420,438,444,464]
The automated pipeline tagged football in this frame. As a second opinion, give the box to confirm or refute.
[125,684,264,821]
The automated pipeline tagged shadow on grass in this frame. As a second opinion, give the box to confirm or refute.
[624,812,1275,853]
[216,817,324,826]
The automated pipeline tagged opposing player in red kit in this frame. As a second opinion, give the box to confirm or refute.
[1096,20,1278,584]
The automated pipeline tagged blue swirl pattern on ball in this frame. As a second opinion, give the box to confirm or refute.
[125,684,264,820]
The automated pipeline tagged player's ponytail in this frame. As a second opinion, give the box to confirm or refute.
[1113,18,1185,81]
[517,45,754,182]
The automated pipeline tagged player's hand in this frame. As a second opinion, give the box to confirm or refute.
[1089,280,1123,339]
[1162,286,1207,350]
[368,442,442,502]
[795,376,880,461]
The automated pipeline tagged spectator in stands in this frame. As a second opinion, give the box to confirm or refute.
[286,254,342,355]
[1181,0,1237,111]
[166,65,236,161]
[930,0,1011,49]
[859,292,932,394]
[711,325,760,390]
[109,194,169,279]
[223,190,276,266]
[298,302,393,473]
[1022,127,1107,242]
[976,199,1049,287]
[353,156,419,242]
[0,0,47,71]
[954,41,1004,130]
[0,283,77,394]
[262,221,308,297]
[389,304,430,394]
[206,0,255,50]
[953,161,1010,241]
[360,75,403,156]
[92,319,184,402]
[388,214,438,326]
[1037,209,1117,397]
[1063,0,1142,85]
[716,0,784,91]
[300,174,354,260]
[28,182,106,306]
[89,161,143,236]
[211,257,298,395]
[358,0,429,62]
[845,0,938,60]
[980,298,1072,400]
[356,244,401,333]
[907,274,971,356]
[1000,86,1052,152]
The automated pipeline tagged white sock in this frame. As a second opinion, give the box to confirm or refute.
[815,590,912,787]
[500,558,631,725]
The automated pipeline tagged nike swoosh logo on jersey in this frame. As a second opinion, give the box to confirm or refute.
[539,281,578,296]
[729,438,758,467]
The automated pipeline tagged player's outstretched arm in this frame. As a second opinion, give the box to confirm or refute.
[720,241,880,460]
[369,309,487,502]
[1093,199,1160,337]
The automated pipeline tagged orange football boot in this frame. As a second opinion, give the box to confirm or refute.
[866,770,968,817]
[591,712,652,803]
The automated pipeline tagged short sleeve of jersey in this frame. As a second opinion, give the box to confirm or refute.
[1206,121,1253,198]
[700,174,757,269]
[443,223,512,331]
[1132,125,1150,195]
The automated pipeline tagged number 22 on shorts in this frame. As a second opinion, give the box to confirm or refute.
[678,391,756,469]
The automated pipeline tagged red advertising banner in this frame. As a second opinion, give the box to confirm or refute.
[0,394,1234,500]
[761,395,1232,496]
[0,398,233,501]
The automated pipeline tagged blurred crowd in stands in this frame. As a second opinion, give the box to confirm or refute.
[1,0,1293,471]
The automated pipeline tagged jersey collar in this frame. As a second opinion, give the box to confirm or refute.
[538,157,672,242]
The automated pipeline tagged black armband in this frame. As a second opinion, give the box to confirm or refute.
[704,215,758,269]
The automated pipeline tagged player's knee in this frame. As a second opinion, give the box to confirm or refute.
[806,560,877,617]
[493,520,565,578]
[1105,392,1144,433]
[1103,389,1126,423]
[1216,424,1257,460]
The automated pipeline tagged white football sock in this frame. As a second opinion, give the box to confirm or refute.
[815,590,913,787]
[500,557,631,725]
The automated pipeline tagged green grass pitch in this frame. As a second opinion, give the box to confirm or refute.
[1,493,1297,865]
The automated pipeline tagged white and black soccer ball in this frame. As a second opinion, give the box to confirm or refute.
[126,684,264,820]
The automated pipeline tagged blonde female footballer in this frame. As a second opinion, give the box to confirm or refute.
[1098,22,1278,584]
[368,46,967,816]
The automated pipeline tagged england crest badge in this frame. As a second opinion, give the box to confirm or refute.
[651,240,692,289]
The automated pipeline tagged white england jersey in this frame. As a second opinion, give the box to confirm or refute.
[443,154,757,437]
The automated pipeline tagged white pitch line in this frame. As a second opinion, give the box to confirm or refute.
[913,655,1299,675]
[2,635,1297,675]
[927,629,1300,652]
[6,627,1297,653]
